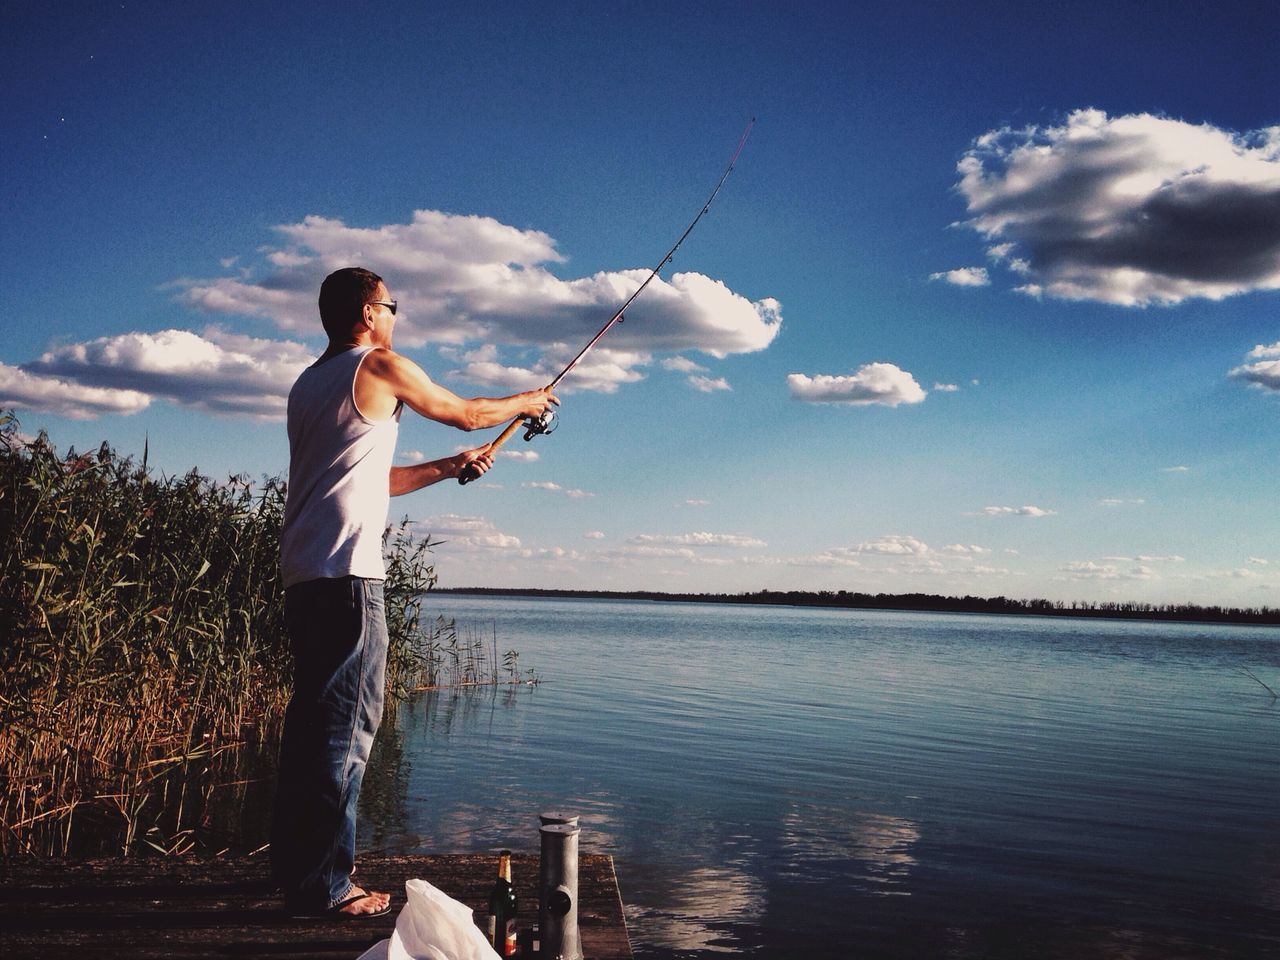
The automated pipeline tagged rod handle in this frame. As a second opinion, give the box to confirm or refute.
[457,417,523,485]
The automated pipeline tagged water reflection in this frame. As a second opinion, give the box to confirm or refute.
[780,803,919,895]
[361,687,627,854]
[360,703,414,852]
[626,863,767,955]
[402,683,527,737]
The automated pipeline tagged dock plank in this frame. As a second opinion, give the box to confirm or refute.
[0,854,631,959]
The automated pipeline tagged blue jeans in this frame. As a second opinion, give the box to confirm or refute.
[271,576,388,913]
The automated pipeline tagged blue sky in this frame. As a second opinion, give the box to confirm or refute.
[4,1,1280,605]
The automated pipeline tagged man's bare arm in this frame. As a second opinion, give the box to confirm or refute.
[390,447,495,496]
[363,349,557,430]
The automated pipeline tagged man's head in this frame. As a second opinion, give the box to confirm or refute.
[318,267,395,345]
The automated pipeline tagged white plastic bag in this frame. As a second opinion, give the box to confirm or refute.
[356,879,500,960]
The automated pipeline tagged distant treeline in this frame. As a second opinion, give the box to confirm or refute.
[437,587,1280,625]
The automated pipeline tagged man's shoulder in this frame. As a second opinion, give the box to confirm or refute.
[359,346,400,370]
[362,348,429,380]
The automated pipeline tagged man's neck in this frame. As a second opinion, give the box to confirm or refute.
[316,337,372,365]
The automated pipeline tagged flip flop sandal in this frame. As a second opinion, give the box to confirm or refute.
[326,893,393,920]
[289,893,392,921]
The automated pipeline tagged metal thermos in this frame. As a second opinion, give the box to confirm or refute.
[538,813,583,960]
[539,811,580,828]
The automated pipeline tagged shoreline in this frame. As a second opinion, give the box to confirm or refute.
[434,587,1280,627]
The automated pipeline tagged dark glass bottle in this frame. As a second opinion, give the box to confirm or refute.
[487,849,518,957]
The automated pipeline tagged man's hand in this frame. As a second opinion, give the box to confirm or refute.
[454,445,495,480]
[521,387,559,420]
[457,389,558,485]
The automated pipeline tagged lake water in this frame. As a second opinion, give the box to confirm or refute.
[358,596,1280,959]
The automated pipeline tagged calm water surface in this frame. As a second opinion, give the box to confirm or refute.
[358,597,1280,959]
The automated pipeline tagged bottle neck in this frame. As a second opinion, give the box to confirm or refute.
[498,852,512,884]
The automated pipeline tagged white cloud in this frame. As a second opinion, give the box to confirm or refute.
[791,548,864,568]
[266,250,315,269]
[584,530,606,540]
[1229,355,1280,392]
[449,357,554,392]
[792,539,1011,579]
[1162,465,1190,473]
[413,514,522,550]
[788,363,927,407]
[456,437,540,461]
[628,532,767,549]
[684,499,710,507]
[177,210,783,392]
[525,480,593,499]
[0,362,152,419]
[1099,498,1145,506]
[15,327,312,420]
[1248,557,1269,565]
[1061,560,1156,581]
[688,375,731,393]
[617,544,698,560]
[932,382,960,392]
[929,267,990,287]
[514,546,588,562]
[444,342,653,395]
[1229,567,1263,579]
[415,514,496,535]
[173,275,310,329]
[1102,554,1185,563]
[662,356,707,373]
[982,505,1055,517]
[852,534,931,556]
[966,564,1013,576]
[956,109,1280,305]
[1247,341,1280,359]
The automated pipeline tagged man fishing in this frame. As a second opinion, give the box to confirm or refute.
[272,266,558,918]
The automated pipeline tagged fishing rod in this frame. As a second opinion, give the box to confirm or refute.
[459,118,755,485]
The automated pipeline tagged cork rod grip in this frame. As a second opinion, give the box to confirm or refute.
[457,417,523,485]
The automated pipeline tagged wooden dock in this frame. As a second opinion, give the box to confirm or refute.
[0,853,632,959]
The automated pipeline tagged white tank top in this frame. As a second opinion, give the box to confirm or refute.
[280,346,402,588]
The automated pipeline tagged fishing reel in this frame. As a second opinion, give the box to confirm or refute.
[522,408,558,441]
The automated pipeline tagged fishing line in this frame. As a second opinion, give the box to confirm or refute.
[459,118,756,484]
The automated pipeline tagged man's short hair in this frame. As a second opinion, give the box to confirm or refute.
[318,267,384,339]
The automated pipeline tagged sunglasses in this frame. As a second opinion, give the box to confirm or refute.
[368,299,397,316]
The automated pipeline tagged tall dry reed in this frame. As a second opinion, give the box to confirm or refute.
[0,413,494,858]
[0,414,292,856]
